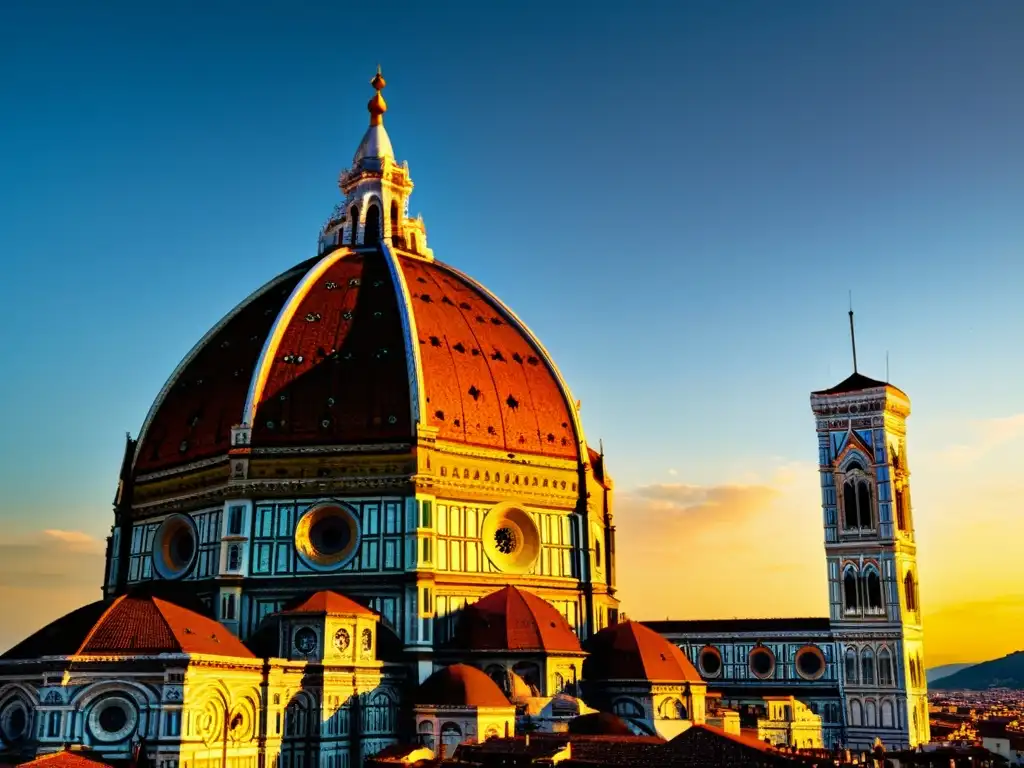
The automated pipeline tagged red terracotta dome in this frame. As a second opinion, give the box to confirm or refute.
[133,247,584,474]
[567,712,634,736]
[582,621,702,683]
[451,585,583,653]
[1,593,253,660]
[416,663,511,708]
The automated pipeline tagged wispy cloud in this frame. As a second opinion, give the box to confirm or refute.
[0,529,106,653]
[614,462,825,622]
[934,413,1024,465]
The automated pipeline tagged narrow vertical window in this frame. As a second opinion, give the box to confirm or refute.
[349,206,360,244]
[843,482,858,529]
[857,481,872,528]
[904,571,918,611]
[843,569,860,613]
[364,204,381,246]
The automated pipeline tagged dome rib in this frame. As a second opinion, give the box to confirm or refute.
[243,249,350,428]
[435,261,587,462]
[381,242,426,427]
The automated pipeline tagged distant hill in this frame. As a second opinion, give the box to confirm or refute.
[931,651,1024,690]
[927,663,974,684]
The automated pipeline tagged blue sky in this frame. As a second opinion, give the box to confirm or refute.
[1,2,1023,661]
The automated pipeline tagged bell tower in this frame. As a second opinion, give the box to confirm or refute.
[810,312,928,750]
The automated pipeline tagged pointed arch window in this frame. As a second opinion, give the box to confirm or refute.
[861,648,875,685]
[904,571,918,612]
[845,647,858,684]
[843,568,860,614]
[841,460,874,530]
[863,566,883,614]
[878,648,894,686]
[364,203,381,246]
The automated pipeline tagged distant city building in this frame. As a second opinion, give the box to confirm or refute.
[0,70,929,767]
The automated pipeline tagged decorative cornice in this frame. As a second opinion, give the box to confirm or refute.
[135,455,230,484]
[428,438,580,472]
[133,475,413,517]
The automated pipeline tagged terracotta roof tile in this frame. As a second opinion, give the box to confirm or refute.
[281,590,375,616]
[416,663,511,708]
[17,751,115,768]
[400,257,578,460]
[252,250,411,446]
[583,621,702,683]
[136,264,311,473]
[1,595,253,660]
[451,586,582,653]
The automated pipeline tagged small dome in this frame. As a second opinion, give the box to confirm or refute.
[1,593,253,660]
[417,664,511,708]
[583,621,701,683]
[451,586,582,653]
[568,712,633,736]
[281,590,375,616]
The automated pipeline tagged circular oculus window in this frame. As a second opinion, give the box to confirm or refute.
[481,505,541,574]
[152,514,199,580]
[294,503,360,571]
[749,647,776,679]
[294,627,318,655]
[88,697,137,742]
[0,701,29,743]
[699,646,722,678]
[795,645,826,680]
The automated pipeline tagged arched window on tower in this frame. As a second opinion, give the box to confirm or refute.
[843,479,858,529]
[410,232,418,253]
[857,481,872,528]
[878,647,894,685]
[841,461,874,530]
[843,567,860,614]
[390,200,401,244]
[895,487,910,532]
[364,204,381,246]
[861,648,875,685]
[904,571,918,612]
[349,205,360,245]
[863,566,883,614]
[845,647,859,684]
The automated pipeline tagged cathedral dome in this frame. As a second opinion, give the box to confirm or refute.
[1,594,253,660]
[582,621,702,684]
[451,586,583,653]
[130,73,585,478]
[416,664,511,708]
